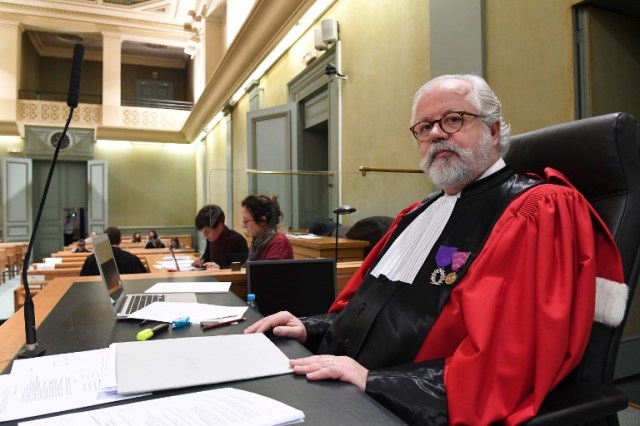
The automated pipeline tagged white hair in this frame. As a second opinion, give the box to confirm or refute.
[411,74,511,157]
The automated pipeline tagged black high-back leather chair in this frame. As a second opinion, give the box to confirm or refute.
[505,112,640,425]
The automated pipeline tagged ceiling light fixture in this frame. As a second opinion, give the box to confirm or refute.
[184,7,206,58]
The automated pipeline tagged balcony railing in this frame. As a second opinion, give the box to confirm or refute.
[19,90,102,105]
[19,90,194,111]
[121,97,193,111]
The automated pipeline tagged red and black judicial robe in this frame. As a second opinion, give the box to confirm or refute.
[302,167,627,425]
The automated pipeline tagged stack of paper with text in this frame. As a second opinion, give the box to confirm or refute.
[21,388,304,426]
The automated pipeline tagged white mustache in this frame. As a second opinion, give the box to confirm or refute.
[427,143,461,162]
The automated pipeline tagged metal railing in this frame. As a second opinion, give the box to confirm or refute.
[358,166,423,177]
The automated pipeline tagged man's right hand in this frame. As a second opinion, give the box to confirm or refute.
[244,311,307,343]
[192,259,204,268]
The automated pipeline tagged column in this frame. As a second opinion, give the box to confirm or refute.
[101,31,122,127]
[0,20,21,124]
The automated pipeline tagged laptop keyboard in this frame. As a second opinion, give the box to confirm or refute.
[124,294,165,314]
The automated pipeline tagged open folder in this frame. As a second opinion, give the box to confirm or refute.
[116,333,291,394]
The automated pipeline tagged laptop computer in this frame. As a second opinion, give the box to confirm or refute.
[92,233,197,319]
[169,246,181,271]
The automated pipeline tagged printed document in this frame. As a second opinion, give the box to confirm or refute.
[0,349,144,423]
[145,281,231,293]
[20,387,304,426]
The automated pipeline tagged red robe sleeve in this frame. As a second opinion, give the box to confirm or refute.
[414,179,625,425]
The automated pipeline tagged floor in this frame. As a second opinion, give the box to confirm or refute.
[0,275,21,321]
[1,275,640,423]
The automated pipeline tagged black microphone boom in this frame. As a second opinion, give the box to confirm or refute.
[18,43,84,359]
[67,44,84,108]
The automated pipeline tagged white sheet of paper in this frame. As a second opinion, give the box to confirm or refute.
[20,388,304,426]
[162,255,193,261]
[126,301,247,324]
[116,333,292,395]
[153,260,197,270]
[0,349,144,423]
[286,233,321,239]
[36,263,54,270]
[145,281,231,294]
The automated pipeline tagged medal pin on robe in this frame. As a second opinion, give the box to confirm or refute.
[430,246,470,285]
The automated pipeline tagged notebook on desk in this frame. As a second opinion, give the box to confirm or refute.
[93,233,197,319]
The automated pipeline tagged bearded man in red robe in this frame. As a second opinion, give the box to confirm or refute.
[245,74,627,425]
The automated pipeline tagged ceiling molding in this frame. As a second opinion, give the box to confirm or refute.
[97,126,187,143]
[182,0,317,141]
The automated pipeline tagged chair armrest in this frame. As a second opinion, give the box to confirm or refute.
[524,382,628,426]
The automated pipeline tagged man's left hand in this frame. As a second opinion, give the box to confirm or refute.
[289,355,368,391]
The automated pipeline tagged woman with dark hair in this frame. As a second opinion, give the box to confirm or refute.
[241,195,293,261]
[131,231,142,243]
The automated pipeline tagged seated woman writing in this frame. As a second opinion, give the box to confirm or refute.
[241,195,293,261]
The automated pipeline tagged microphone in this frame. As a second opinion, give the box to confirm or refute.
[18,43,84,359]
[333,205,356,214]
[333,205,357,264]
[67,44,84,108]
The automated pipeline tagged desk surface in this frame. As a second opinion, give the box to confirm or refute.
[0,273,401,425]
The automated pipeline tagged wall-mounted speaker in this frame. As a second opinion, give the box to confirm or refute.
[314,28,328,51]
[321,19,339,43]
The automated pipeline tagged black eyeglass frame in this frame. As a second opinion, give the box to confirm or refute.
[409,110,482,142]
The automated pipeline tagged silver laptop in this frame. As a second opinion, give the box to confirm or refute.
[93,233,196,319]
[169,246,181,272]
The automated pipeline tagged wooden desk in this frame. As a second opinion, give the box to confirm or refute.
[143,253,199,273]
[287,236,369,261]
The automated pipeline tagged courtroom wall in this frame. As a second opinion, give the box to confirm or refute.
[220,0,585,224]
[93,142,196,228]
[485,0,580,134]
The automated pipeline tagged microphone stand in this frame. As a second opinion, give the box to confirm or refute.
[333,205,356,265]
[17,43,84,359]
[17,112,74,358]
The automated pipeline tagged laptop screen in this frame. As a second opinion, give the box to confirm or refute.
[92,233,126,307]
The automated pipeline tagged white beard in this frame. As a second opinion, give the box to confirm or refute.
[419,130,496,190]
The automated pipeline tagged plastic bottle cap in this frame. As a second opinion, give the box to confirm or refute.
[247,293,256,301]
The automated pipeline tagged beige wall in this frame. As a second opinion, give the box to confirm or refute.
[93,141,196,227]
[485,0,580,134]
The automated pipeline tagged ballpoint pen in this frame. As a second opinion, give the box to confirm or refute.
[136,322,170,341]
[201,317,247,331]
[200,315,236,326]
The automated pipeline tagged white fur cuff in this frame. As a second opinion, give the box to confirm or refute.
[594,277,629,327]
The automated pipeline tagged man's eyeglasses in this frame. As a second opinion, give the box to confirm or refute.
[409,111,482,142]
[242,218,254,226]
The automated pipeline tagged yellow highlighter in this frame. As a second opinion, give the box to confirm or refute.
[136,323,169,341]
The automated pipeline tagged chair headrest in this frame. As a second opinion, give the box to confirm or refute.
[506,112,640,281]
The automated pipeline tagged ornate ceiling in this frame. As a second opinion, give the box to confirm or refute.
[0,0,223,68]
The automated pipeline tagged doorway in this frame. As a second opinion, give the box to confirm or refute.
[246,46,341,230]
[32,161,87,261]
